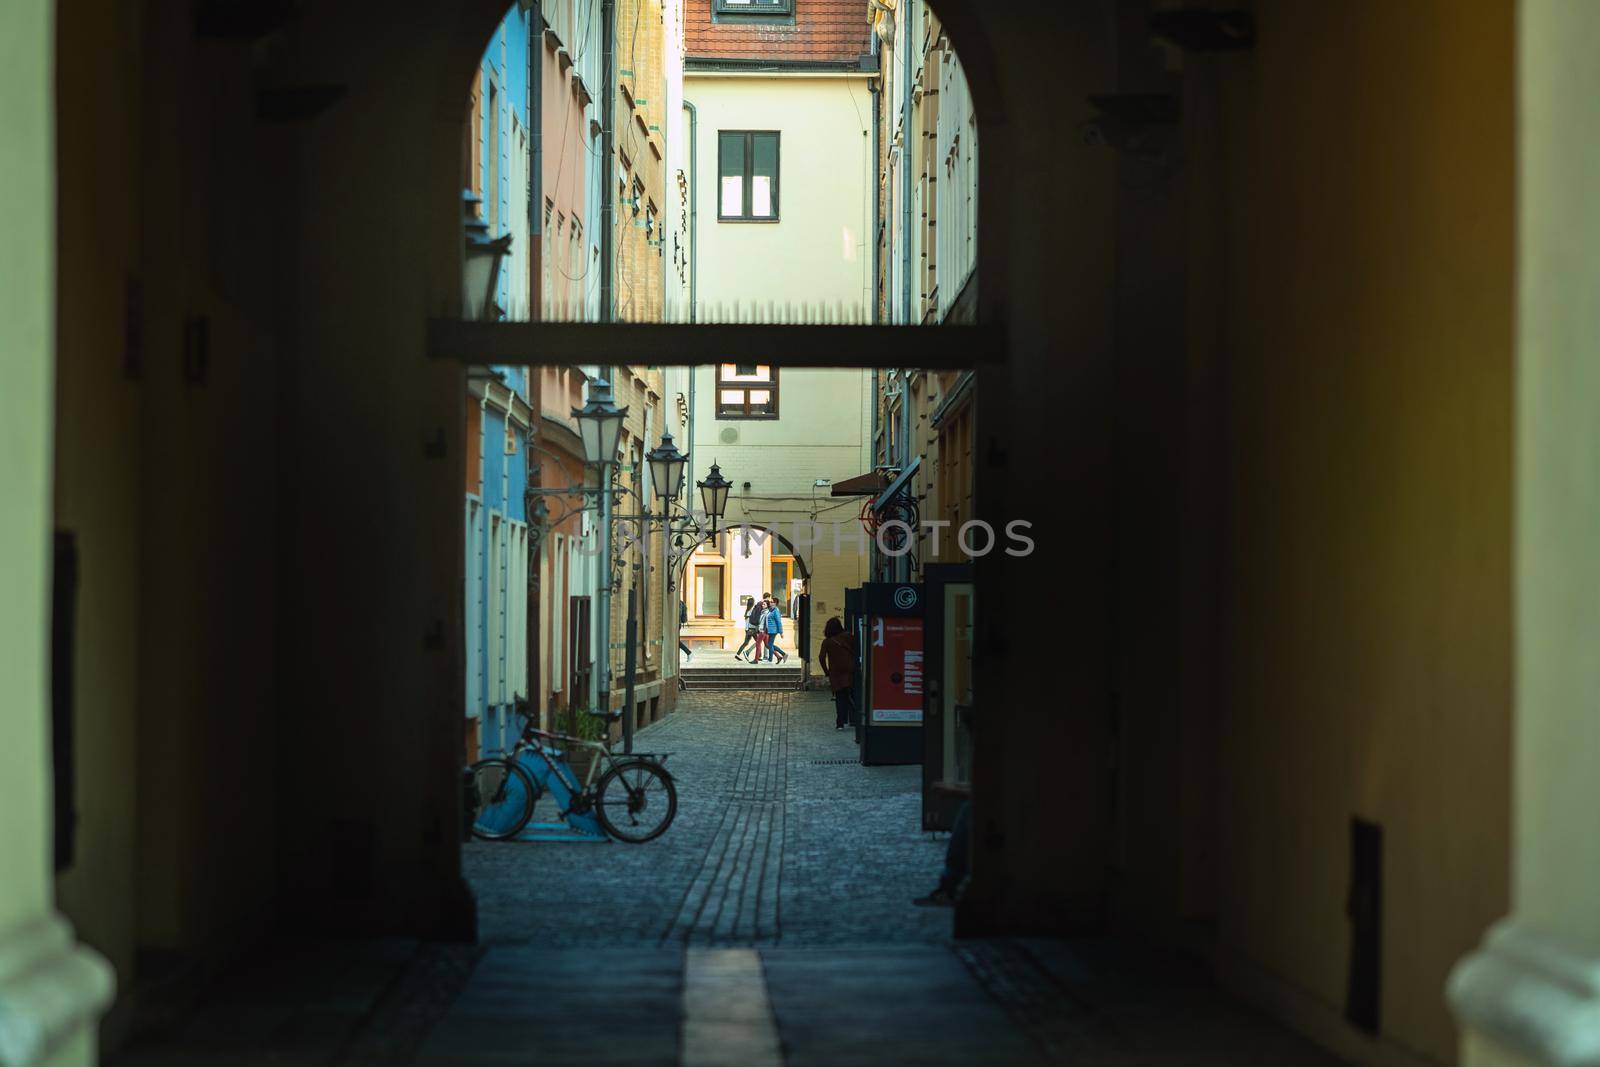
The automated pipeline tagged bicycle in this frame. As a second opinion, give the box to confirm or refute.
[467,707,677,844]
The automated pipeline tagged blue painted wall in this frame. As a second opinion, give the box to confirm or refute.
[467,4,536,760]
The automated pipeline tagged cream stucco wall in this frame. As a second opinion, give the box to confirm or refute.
[1453,3,1600,1065]
[686,368,873,663]
[684,72,874,319]
[0,0,56,945]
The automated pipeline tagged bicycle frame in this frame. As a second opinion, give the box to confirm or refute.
[505,724,672,842]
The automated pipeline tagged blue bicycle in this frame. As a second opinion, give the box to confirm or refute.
[468,708,677,843]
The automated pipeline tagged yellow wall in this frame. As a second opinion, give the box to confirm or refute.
[1212,3,1513,1062]
[688,367,873,662]
[616,0,666,324]
[685,73,873,318]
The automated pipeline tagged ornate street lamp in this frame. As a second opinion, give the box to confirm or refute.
[463,191,513,321]
[525,493,552,555]
[645,432,688,505]
[571,376,629,468]
[697,461,732,528]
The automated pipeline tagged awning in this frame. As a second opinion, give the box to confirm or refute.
[829,470,889,497]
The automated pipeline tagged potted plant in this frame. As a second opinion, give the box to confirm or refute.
[557,700,608,784]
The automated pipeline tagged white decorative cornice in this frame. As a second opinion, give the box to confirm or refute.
[1449,919,1600,1067]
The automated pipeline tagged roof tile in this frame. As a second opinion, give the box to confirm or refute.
[684,0,873,64]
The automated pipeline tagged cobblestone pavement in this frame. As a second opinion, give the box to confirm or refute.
[113,692,1350,1065]
[464,688,951,947]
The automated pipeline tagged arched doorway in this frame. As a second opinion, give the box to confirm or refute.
[679,523,813,654]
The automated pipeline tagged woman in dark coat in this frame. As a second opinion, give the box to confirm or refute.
[818,617,857,729]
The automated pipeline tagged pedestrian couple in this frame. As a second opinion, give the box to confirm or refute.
[736,594,788,664]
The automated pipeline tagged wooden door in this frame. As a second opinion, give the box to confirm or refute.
[569,595,592,711]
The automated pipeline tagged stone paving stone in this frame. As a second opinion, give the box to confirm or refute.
[463,688,950,949]
[412,947,682,1067]
[118,688,1353,1066]
[761,945,1048,1067]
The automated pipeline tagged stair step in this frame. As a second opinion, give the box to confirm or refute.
[681,675,801,682]
[681,680,802,690]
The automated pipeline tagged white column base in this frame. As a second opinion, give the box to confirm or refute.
[1449,919,1600,1067]
[0,915,114,1067]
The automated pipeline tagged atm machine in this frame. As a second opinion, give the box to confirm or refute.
[856,581,925,766]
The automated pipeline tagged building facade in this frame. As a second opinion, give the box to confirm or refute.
[676,0,879,670]
[874,0,978,327]
[465,1,687,749]
[615,0,670,323]
[464,10,536,761]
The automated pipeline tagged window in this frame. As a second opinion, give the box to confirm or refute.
[695,565,724,618]
[718,131,779,221]
[770,557,794,614]
[567,218,583,320]
[488,514,504,700]
[716,364,778,419]
[487,84,499,233]
[714,0,792,14]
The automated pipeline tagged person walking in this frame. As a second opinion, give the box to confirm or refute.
[735,597,760,659]
[764,597,788,663]
[678,599,692,661]
[748,595,770,664]
[819,617,856,729]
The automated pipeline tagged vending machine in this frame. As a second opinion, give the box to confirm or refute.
[858,581,925,766]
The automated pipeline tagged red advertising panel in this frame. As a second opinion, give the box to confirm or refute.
[869,615,925,725]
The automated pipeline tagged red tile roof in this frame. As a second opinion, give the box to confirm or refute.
[685,0,873,66]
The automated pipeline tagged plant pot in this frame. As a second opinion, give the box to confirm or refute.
[565,748,598,786]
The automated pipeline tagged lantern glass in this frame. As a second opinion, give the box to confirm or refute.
[572,378,628,467]
[463,192,512,320]
[646,433,688,504]
[698,461,732,521]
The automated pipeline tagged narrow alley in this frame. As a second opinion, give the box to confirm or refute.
[465,688,945,948]
[113,690,1345,1066]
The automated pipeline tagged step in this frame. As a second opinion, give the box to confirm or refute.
[681,673,802,683]
[681,669,802,679]
[681,679,802,691]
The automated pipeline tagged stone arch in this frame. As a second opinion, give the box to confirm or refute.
[438,0,1008,323]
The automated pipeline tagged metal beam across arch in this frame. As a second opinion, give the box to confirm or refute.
[426,319,1004,370]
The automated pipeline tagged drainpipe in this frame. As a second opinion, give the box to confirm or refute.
[600,0,616,323]
[683,100,698,324]
[595,370,615,714]
[683,98,700,586]
[900,0,913,327]
[895,3,915,583]
[594,0,616,713]
[525,7,543,725]
[869,37,881,326]
[529,4,542,320]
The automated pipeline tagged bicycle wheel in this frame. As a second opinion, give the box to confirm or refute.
[594,760,678,843]
[469,757,537,841]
